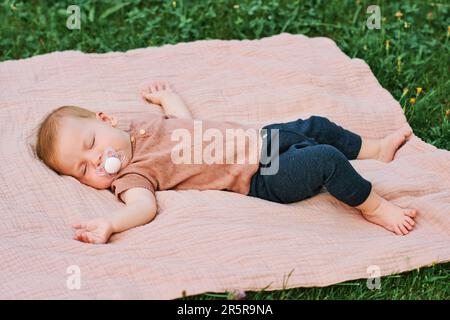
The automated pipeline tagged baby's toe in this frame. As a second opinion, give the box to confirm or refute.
[403,219,414,231]
[398,224,409,235]
[405,216,415,226]
[404,209,417,218]
[393,225,403,236]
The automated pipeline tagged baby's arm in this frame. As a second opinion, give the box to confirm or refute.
[161,92,193,119]
[142,81,193,119]
[72,187,157,244]
[111,187,157,233]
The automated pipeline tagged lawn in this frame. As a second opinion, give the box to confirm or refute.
[1,0,448,299]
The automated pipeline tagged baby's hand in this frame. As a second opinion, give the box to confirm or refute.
[141,81,176,106]
[72,219,114,244]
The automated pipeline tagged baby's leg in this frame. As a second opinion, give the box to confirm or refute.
[252,144,372,206]
[278,115,363,160]
[280,115,412,163]
[355,189,416,235]
[251,143,416,235]
[357,127,413,162]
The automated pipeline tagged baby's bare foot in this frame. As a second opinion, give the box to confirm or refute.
[377,127,413,162]
[361,199,417,235]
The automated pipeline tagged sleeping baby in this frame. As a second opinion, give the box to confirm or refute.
[35,81,417,244]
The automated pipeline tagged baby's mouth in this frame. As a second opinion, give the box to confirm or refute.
[95,147,126,176]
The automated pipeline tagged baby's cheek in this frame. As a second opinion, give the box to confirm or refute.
[98,175,115,187]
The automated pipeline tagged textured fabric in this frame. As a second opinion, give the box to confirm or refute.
[0,33,448,299]
[248,116,373,206]
[111,113,262,201]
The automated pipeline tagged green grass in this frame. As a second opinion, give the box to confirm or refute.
[182,263,450,300]
[1,0,448,299]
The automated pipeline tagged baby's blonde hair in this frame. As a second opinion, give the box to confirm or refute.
[35,106,95,173]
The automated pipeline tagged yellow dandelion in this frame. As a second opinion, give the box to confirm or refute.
[416,87,422,95]
[410,97,416,105]
[395,11,403,19]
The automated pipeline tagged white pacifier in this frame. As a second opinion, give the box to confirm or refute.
[95,147,126,176]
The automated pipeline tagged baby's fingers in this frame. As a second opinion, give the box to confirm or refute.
[73,230,85,241]
[158,81,172,91]
[81,232,93,244]
[89,233,104,244]
[151,81,169,92]
[73,230,92,243]
[85,232,105,244]
[148,83,160,93]
[72,223,87,229]
[141,91,152,100]
[141,92,161,105]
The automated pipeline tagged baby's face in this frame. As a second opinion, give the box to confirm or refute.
[54,113,132,189]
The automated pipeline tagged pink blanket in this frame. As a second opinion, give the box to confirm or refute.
[0,33,448,299]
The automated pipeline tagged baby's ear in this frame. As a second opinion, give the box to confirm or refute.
[96,112,117,126]
[95,111,106,121]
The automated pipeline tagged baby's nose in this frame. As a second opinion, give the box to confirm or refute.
[94,152,102,168]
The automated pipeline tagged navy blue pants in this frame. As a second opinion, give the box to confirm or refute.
[248,116,372,207]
